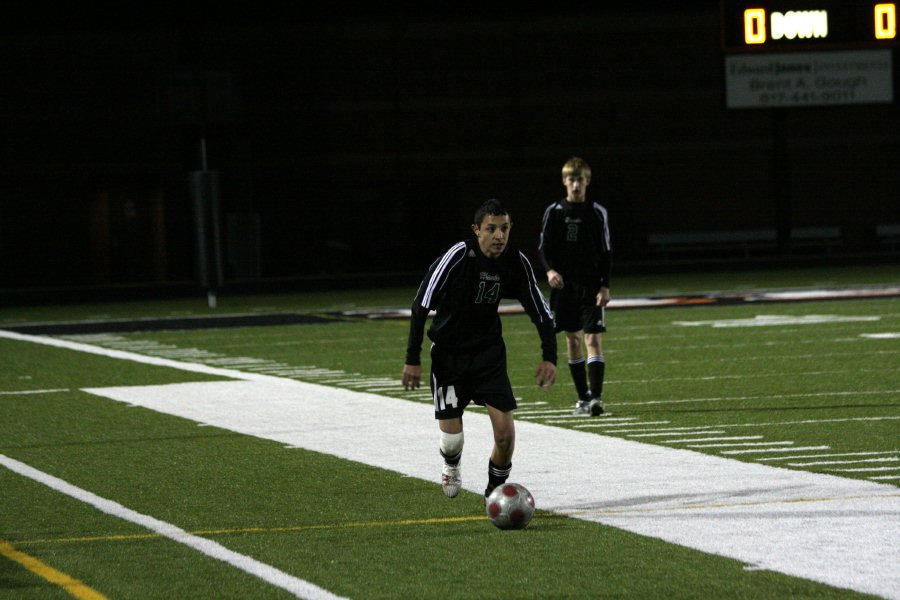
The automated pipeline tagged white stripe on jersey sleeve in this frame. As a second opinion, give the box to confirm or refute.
[592,202,611,251]
[537,202,563,254]
[422,241,467,309]
[517,250,553,323]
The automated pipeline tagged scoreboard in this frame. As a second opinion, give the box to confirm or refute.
[721,1,896,107]
[721,1,897,52]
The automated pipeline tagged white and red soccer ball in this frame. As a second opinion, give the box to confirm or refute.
[485,483,535,530]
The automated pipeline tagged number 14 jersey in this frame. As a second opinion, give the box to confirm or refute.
[405,238,556,366]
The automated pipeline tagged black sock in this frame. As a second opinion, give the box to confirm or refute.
[568,357,589,401]
[441,449,461,466]
[485,459,512,497]
[588,355,605,399]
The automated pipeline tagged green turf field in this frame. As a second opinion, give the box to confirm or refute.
[1,264,897,599]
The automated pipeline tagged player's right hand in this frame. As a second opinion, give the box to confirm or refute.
[535,361,557,390]
[402,364,422,390]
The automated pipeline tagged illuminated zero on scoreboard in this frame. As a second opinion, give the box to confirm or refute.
[721,1,898,51]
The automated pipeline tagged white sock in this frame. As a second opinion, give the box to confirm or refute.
[440,431,464,465]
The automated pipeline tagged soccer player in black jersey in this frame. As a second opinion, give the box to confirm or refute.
[402,199,557,500]
[538,157,611,416]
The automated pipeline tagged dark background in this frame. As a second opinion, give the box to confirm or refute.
[2,2,898,301]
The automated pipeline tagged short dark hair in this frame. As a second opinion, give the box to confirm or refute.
[474,198,510,227]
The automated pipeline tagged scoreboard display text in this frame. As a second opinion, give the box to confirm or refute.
[721,1,897,52]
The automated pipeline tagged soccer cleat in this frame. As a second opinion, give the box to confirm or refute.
[441,463,461,498]
[573,400,592,416]
[589,397,604,416]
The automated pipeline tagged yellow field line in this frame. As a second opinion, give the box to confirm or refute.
[13,515,486,547]
[195,514,486,536]
[0,539,109,599]
[13,491,900,548]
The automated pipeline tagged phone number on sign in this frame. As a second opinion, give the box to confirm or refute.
[758,89,858,104]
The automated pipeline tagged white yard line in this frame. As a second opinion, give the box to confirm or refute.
[623,389,900,406]
[686,441,795,448]
[0,454,348,600]
[0,389,70,395]
[789,458,900,467]
[4,329,899,600]
[759,451,900,461]
[720,446,832,455]
[660,436,763,443]
[572,420,672,428]
[628,430,726,438]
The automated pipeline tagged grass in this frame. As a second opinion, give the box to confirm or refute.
[1,263,897,599]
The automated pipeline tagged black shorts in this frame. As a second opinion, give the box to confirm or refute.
[550,280,607,334]
[429,341,516,420]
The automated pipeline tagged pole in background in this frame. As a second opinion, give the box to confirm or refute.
[190,136,224,309]
[772,109,791,256]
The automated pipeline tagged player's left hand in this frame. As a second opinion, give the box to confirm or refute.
[547,269,564,289]
[535,361,557,390]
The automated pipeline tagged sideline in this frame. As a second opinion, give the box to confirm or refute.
[83,378,900,600]
[4,285,898,336]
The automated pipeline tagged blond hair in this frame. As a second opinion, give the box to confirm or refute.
[562,156,591,182]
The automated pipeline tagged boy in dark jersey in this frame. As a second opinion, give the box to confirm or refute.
[402,199,557,500]
[538,157,611,416]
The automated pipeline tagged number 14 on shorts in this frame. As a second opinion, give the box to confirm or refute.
[435,385,459,411]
